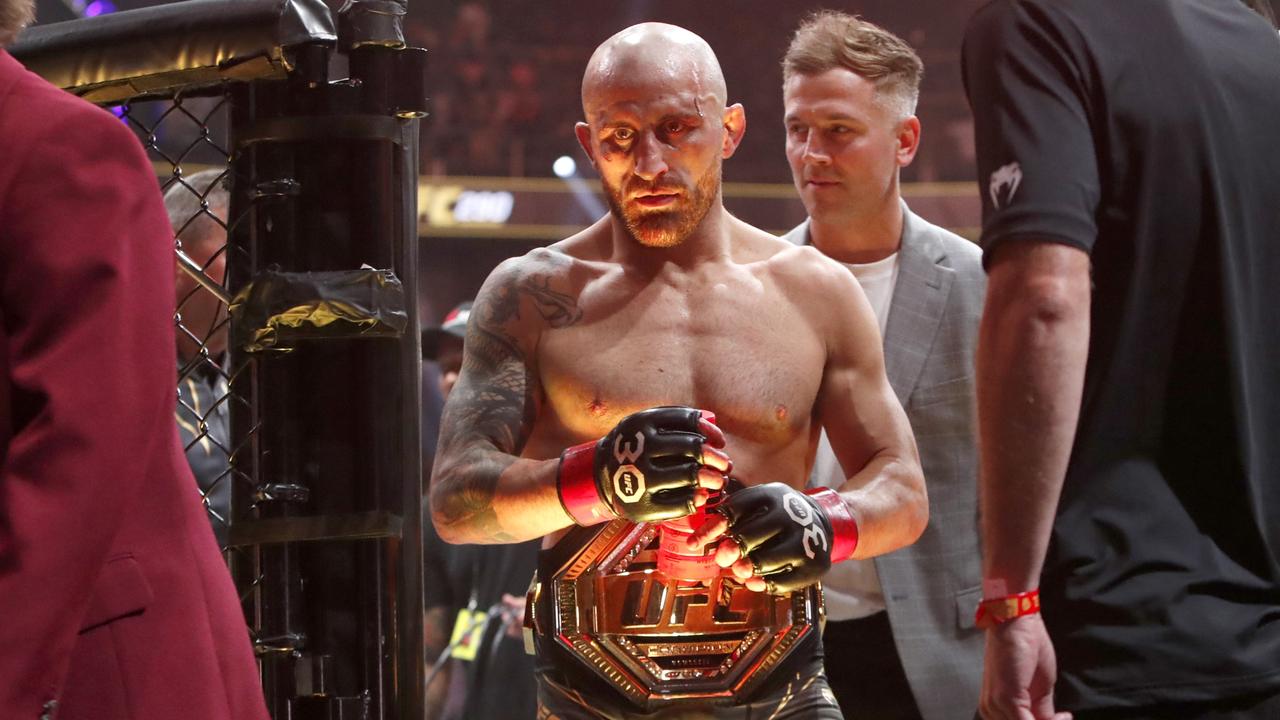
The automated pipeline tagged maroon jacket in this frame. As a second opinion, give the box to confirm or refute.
[0,50,268,720]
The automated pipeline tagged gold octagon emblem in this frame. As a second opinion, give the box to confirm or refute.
[528,519,823,710]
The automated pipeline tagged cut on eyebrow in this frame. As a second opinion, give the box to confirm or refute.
[662,112,703,125]
[599,111,702,129]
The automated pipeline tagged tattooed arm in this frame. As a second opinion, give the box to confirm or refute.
[429,252,582,544]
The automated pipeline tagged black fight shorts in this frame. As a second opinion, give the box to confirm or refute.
[534,654,844,720]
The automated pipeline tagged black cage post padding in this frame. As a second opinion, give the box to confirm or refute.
[9,0,335,103]
[225,33,425,720]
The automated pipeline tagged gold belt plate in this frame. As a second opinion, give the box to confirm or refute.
[529,520,823,708]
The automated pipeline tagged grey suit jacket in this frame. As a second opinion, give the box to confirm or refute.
[783,203,986,720]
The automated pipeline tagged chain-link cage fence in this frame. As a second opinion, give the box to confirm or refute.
[131,92,234,543]
[117,88,268,643]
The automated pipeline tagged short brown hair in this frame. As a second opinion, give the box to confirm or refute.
[782,10,923,120]
[0,0,36,47]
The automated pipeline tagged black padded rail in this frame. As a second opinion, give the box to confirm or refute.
[8,0,336,102]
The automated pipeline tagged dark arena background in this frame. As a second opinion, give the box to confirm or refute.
[12,1,1280,719]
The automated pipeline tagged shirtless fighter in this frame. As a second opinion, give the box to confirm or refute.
[430,23,927,719]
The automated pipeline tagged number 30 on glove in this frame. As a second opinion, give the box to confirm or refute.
[712,483,859,594]
[555,406,729,525]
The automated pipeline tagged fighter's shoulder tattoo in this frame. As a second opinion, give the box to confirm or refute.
[521,274,583,329]
[473,250,584,340]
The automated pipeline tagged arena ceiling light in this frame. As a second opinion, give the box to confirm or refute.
[553,155,577,179]
[62,0,116,18]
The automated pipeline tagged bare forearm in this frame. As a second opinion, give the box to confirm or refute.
[430,453,570,544]
[837,453,928,558]
[977,247,1090,592]
[429,305,570,543]
[429,253,594,544]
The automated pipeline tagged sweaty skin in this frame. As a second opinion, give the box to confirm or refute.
[430,23,926,588]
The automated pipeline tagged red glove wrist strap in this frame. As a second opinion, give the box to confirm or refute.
[557,441,612,526]
[974,589,1041,629]
[804,488,859,562]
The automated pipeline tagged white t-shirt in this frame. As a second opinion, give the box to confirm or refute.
[814,252,899,622]
[848,251,899,335]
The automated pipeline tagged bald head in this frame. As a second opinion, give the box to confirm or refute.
[582,22,727,120]
[574,23,747,249]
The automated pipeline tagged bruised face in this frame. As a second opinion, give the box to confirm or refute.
[591,94,724,249]
[576,26,741,248]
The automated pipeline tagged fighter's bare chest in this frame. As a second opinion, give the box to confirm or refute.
[536,286,825,440]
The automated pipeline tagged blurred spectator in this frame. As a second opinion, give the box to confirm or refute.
[164,168,233,546]
[422,301,469,398]
[427,50,505,176]
[448,2,492,56]
[497,57,544,176]
[423,3,507,177]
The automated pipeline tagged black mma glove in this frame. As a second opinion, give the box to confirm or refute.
[557,406,721,525]
[716,482,859,594]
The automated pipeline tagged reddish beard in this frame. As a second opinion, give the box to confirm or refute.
[602,161,721,248]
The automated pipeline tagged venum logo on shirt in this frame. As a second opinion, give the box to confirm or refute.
[989,161,1023,210]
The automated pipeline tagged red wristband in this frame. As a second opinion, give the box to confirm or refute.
[974,589,1040,629]
[805,488,859,562]
[557,441,612,526]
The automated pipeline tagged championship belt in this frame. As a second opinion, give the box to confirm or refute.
[526,516,824,710]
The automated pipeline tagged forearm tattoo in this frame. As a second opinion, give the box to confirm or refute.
[433,264,581,541]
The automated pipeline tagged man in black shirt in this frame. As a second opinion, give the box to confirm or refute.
[962,1,1280,719]
[422,520,540,720]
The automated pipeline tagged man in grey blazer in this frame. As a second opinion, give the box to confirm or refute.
[780,12,985,720]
